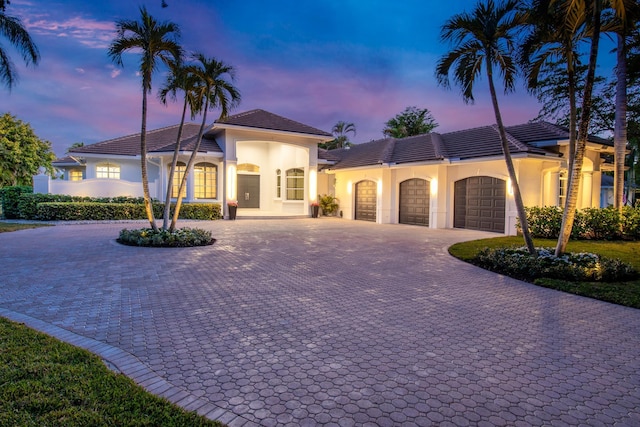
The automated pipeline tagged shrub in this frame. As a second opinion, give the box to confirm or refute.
[18,194,75,219]
[0,186,32,219]
[474,246,637,282]
[34,201,222,221]
[580,207,621,240]
[117,227,216,247]
[621,206,640,240]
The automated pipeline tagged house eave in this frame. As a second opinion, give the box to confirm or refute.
[212,123,333,142]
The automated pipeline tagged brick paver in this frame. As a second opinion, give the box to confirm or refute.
[1,219,639,426]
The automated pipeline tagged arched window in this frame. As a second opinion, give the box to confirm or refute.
[237,163,260,173]
[96,163,120,179]
[170,162,186,198]
[286,168,304,200]
[276,169,281,198]
[194,162,217,199]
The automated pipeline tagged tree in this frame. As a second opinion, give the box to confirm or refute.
[170,53,240,231]
[158,61,201,230]
[0,113,55,187]
[436,0,536,255]
[382,106,438,138]
[0,0,39,90]
[321,121,356,150]
[109,6,182,231]
[66,142,84,153]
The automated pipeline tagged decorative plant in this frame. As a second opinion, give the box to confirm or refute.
[318,194,339,216]
[310,201,320,207]
[227,200,238,207]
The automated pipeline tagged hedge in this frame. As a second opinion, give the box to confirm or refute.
[16,194,144,220]
[0,186,33,219]
[35,202,222,221]
[519,206,640,241]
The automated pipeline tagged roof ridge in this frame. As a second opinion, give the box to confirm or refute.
[492,124,530,152]
[431,132,446,159]
[379,138,396,163]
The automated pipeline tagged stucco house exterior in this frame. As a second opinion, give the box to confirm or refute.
[41,109,613,234]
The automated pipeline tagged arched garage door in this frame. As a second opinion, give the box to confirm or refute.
[355,180,377,222]
[399,178,429,226]
[454,176,505,233]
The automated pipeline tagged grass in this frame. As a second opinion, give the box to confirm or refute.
[0,318,223,427]
[449,237,640,309]
[0,222,51,233]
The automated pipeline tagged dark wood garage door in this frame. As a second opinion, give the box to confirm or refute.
[355,180,377,222]
[454,176,505,233]
[399,178,429,226]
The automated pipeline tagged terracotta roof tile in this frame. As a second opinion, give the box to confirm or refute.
[216,109,332,137]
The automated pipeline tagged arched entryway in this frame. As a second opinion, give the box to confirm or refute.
[454,176,505,233]
[399,178,430,226]
[355,180,377,222]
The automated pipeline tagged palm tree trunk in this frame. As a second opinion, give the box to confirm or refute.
[556,1,602,256]
[486,59,536,255]
[614,33,628,210]
[565,55,577,207]
[162,96,188,230]
[140,81,157,231]
[170,99,210,232]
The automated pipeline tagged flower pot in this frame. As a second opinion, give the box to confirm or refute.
[228,205,237,220]
[311,205,319,218]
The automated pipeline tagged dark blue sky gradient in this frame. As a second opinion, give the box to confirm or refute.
[4,0,616,156]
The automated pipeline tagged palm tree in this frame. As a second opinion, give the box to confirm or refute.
[324,121,356,149]
[158,61,201,230]
[0,0,39,90]
[554,0,630,256]
[170,53,240,231]
[436,0,536,255]
[108,6,182,231]
[520,0,585,199]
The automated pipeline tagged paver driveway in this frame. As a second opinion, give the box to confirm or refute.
[1,219,639,426]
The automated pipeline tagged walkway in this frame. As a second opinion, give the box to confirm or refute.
[1,219,639,426]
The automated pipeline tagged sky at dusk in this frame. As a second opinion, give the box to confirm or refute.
[3,0,618,156]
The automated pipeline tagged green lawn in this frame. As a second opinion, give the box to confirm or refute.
[0,222,51,233]
[449,237,640,309]
[0,318,223,426]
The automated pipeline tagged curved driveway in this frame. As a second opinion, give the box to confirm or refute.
[1,219,639,426]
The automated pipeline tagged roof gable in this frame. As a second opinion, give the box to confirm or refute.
[215,109,332,137]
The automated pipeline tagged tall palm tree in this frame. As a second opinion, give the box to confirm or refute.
[520,0,585,198]
[0,0,39,90]
[108,6,182,231]
[170,53,240,231]
[554,0,630,255]
[158,61,201,230]
[436,0,536,255]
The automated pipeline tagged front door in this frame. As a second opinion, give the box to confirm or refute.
[237,175,260,208]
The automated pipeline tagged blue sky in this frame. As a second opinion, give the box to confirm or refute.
[3,0,615,156]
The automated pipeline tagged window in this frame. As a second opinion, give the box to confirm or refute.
[69,170,83,181]
[96,163,120,179]
[194,162,217,199]
[558,170,568,207]
[276,169,281,198]
[286,168,304,200]
[170,162,186,198]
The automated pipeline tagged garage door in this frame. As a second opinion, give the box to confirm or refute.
[355,180,377,222]
[454,176,505,233]
[399,178,429,226]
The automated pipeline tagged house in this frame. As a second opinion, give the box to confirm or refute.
[40,110,613,234]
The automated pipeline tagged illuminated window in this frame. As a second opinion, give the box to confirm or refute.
[69,170,83,181]
[194,162,217,199]
[558,170,568,207]
[276,169,281,198]
[96,163,120,179]
[237,163,260,173]
[286,168,304,200]
[170,162,186,198]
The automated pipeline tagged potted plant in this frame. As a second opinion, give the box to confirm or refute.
[310,201,320,218]
[318,194,339,216]
[227,200,238,220]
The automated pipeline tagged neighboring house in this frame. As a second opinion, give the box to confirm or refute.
[41,111,612,234]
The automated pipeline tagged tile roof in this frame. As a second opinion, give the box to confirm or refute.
[52,155,83,166]
[324,121,574,170]
[68,123,221,157]
[506,121,612,146]
[215,109,332,137]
